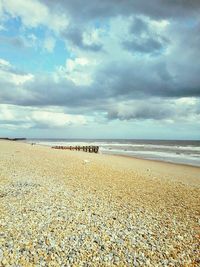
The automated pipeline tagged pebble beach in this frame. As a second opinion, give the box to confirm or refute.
[0,140,199,266]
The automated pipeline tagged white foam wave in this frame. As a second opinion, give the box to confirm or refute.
[26,139,200,167]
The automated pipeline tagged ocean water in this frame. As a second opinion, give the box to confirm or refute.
[26,139,200,167]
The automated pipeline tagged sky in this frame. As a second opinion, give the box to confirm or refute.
[0,0,200,139]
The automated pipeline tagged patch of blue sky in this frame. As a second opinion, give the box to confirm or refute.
[0,39,69,73]
[39,39,69,73]
[1,16,21,37]
[0,18,70,73]
[94,18,109,29]
[22,24,46,40]
[89,19,110,38]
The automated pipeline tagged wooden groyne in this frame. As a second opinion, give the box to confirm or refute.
[52,146,99,153]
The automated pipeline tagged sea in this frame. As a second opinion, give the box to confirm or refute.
[26,139,200,167]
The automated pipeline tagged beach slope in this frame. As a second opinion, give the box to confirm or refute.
[0,140,199,266]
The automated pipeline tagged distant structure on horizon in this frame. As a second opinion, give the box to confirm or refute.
[0,138,26,141]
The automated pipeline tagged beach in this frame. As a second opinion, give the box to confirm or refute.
[0,140,199,266]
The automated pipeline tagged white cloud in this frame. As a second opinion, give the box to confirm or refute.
[0,104,88,129]
[50,13,69,34]
[175,97,197,106]
[0,58,33,85]
[149,19,170,31]
[2,0,48,27]
[44,36,56,53]
[1,0,68,33]
[10,73,34,85]
[67,57,90,71]
[31,110,87,127]
[56,57,96,86]
[82,27,103,46]
[0,104,15,120]
[0,58,11,69]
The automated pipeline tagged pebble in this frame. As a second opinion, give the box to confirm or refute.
[0,141,199,266]
[0,248,3,261]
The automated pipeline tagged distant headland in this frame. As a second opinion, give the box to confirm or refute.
[0,138,26,141]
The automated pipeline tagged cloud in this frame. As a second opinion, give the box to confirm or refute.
[0,49,200,112]
[1,97,199,134]
[0,104,88,129]
[1,0,68,33]
[123,37,165,55]
[0,58,33,85]
[43,36,56,53]
[58,57,97,86]
[0,59,35,107]
[62,26,103,51]
[0,32,56,53]
[42,0,200,21]
[31,110,87,128]
[0,0,200,137]
[122,16,169,55]
[129,17,149,35]
[0,59,11,69]
[0,36,26,48]
[107,98,200,122]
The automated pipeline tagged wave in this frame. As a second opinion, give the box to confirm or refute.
[26,139,200,167]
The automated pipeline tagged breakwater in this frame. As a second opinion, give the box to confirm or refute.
[52,145,99,153]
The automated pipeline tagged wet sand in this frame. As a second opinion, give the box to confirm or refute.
[0,140,199,266]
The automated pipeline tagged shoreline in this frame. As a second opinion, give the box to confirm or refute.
[23,139,200,169]
[6,140,200,187]
[3,140,200,186]
[103,150,200,169]
[21,140,200,187]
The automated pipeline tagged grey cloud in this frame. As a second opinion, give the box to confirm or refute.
[0,69,200,123]
[129,17,149,35]
[94,57,200,100]
[43,0,200,21]
[1,54,199,111]
[1,33,200,113]
[106,99,200,121]
[62,26,102,51]
[173,21,200,58]
[107,102,174,121]
[0,36,25,48]
[123,17,169,55]
[40,1,200,54]
[0,76,84,107]
[11,76,96,107]
[0,82,34,105]
[63,27,82,47]
[156,63,173,82]
[1,0,200,122]
[123,37,164,55]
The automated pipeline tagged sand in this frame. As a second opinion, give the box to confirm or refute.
[0,140,199,266]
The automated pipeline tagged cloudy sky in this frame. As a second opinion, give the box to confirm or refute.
[0,0,200,139]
